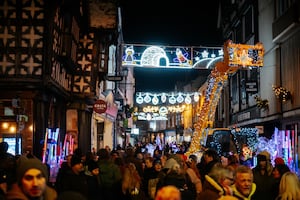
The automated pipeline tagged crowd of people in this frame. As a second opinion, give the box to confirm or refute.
[0,141,300,200]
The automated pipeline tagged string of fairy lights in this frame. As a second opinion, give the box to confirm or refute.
[134,92,200,121]
[135,92,200,105]
[272,85,292,102]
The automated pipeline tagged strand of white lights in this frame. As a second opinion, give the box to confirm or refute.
[136,92,200,105]
[142,105,186,113]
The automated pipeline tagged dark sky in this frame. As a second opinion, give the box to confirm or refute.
[120,0,223,92]
[133,67,210,93]
[120,0,223,46]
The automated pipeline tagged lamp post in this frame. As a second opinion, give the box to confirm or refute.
[122,67,128,104]
[122,67,128,148]
[12,97,21,155]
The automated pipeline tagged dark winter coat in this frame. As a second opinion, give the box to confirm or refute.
[59,169,89,198]
[197,175,226,200]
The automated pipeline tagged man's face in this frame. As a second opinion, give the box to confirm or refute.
[259,160,267,169]
[204,154,213,163]
[21,169,46,198]
[235,172,253,197]
[154,163,162,172]
[72,162,84,174]
[272,168,280,179]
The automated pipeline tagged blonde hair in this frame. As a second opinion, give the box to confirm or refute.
[122,163,141,194]
[155,185,181,200]
[278,172,300,200]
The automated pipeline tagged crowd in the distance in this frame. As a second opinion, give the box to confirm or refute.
[0,141,300,200]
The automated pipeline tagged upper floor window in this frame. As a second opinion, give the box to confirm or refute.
[235,21,243,43]
[244,6,254,41]
[275,0,296,18]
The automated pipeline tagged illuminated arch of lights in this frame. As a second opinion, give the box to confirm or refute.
[135,92,200,105]
[122,44,224,69]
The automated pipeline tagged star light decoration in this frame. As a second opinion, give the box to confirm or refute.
[272,85,292,103]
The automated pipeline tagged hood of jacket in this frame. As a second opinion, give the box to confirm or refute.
[231,183,256,200]
[204,174,225,196]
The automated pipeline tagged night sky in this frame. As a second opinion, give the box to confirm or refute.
[120,0,223,92]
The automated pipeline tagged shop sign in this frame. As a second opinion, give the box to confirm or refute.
[93,99,107,114]
[246,81,258,93]
[106,103,118,119]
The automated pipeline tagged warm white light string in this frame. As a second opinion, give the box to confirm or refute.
[134,105,187,121]
[135,92,200,105]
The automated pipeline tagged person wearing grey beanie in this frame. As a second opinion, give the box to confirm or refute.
[16,156,49,185]
[5,156,57,200]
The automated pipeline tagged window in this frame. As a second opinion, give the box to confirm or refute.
[244,7,254,41]
[275,0,296,18]
[235,21,243,43]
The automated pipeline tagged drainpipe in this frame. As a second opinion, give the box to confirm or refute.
[279,45,283,128]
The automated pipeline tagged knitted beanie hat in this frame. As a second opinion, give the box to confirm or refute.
[70,155,82,167]
[274,164,290,176]
[274,157,285,165]
[164,158,179,169]
[17,156,48,184]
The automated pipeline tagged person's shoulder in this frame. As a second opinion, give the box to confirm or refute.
[5,184,26,200]
[45,186,58,200]
[219,195,239,200]
[57,191,86,200]
[6,152,14,157]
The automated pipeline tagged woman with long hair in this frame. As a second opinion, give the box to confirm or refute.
[276,171,300,200]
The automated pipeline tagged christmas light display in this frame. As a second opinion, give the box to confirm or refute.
[122,44,223,69]
[227,41,264,67]
[255,127,298,173]
[231,128,259,154]
[185,40,264,156]
[254,95,269,110]
[272,85,292,102]
[134,105,186,121]
[135,92,200,105]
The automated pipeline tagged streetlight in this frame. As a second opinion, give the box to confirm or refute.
[122,67,129,104]
[121,67,128,148]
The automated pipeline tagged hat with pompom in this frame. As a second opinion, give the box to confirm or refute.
[16,156,48,185]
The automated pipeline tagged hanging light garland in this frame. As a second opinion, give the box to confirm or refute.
[133,105,186,121]
[254,95,269,110]
[272,85,292,102]
[135,92,200,105]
